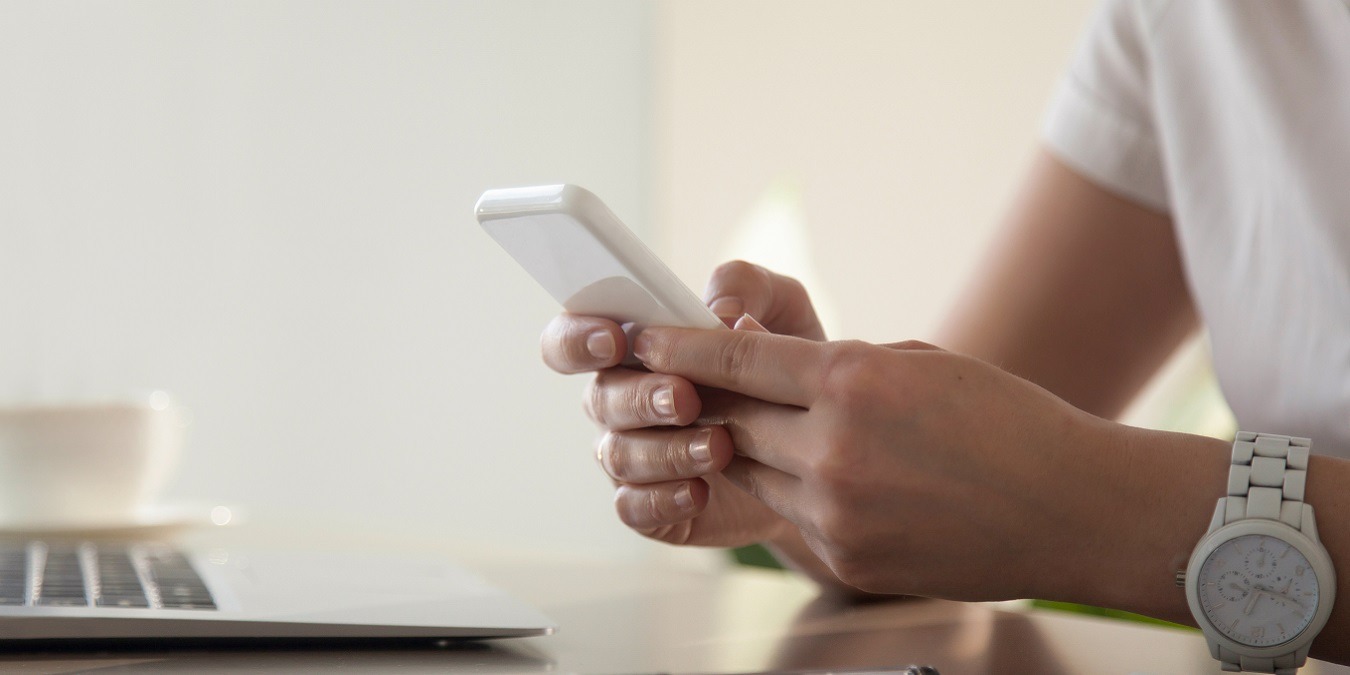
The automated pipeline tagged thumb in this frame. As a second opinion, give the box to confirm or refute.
[703,260,825,340]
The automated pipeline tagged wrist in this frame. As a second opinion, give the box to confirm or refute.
[1040,420,1229,621]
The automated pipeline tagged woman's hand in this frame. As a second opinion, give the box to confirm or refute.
[630,326,1124,599]
[540,261,826,549]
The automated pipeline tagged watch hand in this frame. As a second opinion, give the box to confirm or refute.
[1245,589,1263,615]
[1265,590,1305,612]
[1279,578,1293,594]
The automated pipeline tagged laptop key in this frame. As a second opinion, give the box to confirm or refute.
[38,547,88,607]
[138,546,216,611]
[88,544,151,608]
[3,541,217,611]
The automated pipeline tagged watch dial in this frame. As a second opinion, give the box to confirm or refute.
[1197,534,1320,647]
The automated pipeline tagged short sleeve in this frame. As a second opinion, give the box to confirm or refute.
[1042,0,1170,212]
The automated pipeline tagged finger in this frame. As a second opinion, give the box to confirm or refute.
[613,479,709,531]
[704,260,826,340]
[598,426,732,484]
[695,388,812,476]
[541,314,626,374]
[634,327,824,408]
[720,456,806,524]
[734,314,769,333]
[584,368,700,431]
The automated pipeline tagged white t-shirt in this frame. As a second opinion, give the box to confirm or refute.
[1043,0,1350,456]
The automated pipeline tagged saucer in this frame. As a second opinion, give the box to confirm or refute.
[0,503,240,539]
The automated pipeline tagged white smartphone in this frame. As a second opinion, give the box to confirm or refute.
[475,185,724,346]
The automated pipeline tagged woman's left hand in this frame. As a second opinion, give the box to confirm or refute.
[632,327,1117,600]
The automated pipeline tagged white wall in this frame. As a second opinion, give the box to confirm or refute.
[0,1,654,556]
[653,1,1096,344]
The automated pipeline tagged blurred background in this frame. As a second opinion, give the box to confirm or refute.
[0,1,1232,563]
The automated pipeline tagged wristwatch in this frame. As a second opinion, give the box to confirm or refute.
[1179,432,1336,674]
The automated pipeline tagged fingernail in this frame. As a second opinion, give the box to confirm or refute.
[733,313,768,333]
[674,482,694,509]
[708,296,744,320]
[689,428,713,464]
[632,331,652,361]
[653,385,676,418]
[586,330,616,361]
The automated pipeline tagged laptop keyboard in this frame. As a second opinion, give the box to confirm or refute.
[0,542,216,610]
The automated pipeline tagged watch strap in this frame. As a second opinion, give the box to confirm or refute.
[1214,645,1304,674]
[1218,432,1315,675]
[1223,432,1311,529]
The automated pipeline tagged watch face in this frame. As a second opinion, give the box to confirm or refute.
[1197,533,1321,647]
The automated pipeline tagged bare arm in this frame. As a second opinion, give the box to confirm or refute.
[816,149,1350,662]
[769,147,1202,598]
[774,149,1201,597]
[634,318,1350,666]
[938,149,1198,420]
[544,149,1205,599]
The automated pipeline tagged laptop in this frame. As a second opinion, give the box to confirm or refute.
[0,538,555,641]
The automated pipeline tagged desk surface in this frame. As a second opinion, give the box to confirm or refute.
[2,525,1349,675]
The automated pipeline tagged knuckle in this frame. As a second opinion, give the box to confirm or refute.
[814,520,870,584]
[810,428,871,487]
[625,388,653,423]
[812,448,863,492]
[539,317,570,370]
[541,316,605,372]
[644,490,666,524]
[780,273,809,302]
[607,433,691,483]
[587,372,684,430]
[717,332,758,377]
[723,461,760,500]
[584,376,610,428]
[614,485,680,530]
[630,380,668,423]
[814,504,852,545]
[713,259,760,282]
[637,331,671,369]
[561,321,588,364]
[658,438,688,478]
[601,434,628,480]
[818,341,878,405]
[830,555,879,592]
[615,503,640,530]
[709,260,771,308]
[614,488,649,529]
[891,338,934,351]
[654,520,694,546]
[738,466,766,502]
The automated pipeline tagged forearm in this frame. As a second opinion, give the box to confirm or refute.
[1038,421,1228,620]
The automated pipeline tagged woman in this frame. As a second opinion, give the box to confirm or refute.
[542,1,1350,670]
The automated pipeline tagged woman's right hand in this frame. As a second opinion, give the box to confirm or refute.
[540,261,826,548]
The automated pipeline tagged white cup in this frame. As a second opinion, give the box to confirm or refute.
[0,393,186,528]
